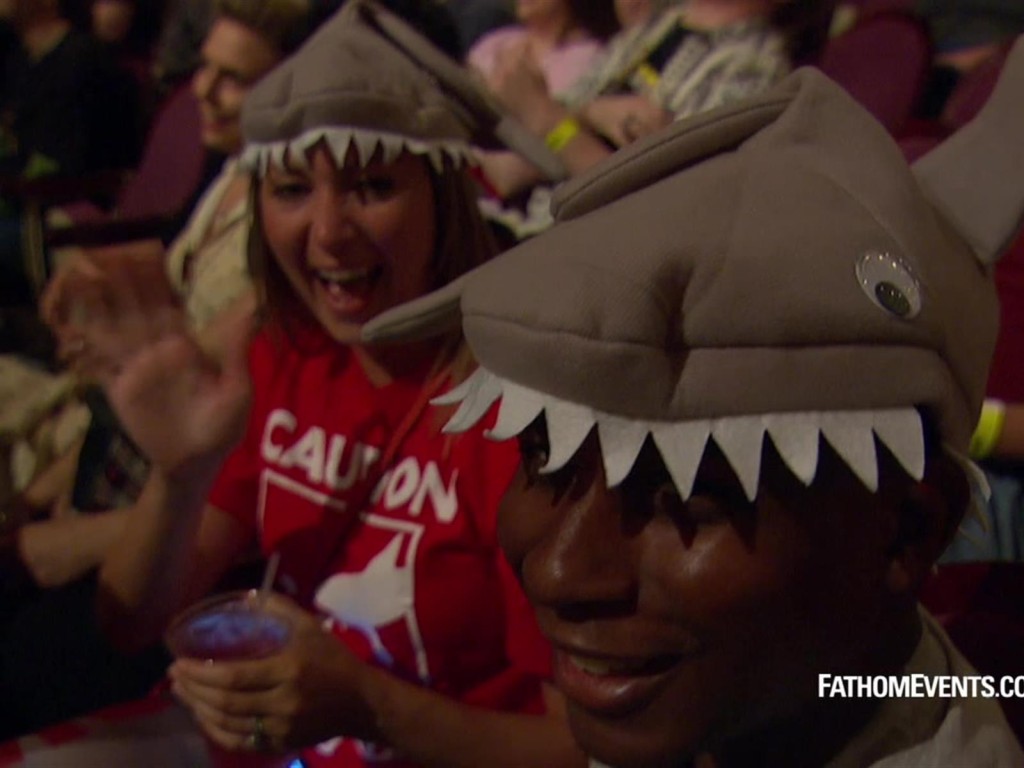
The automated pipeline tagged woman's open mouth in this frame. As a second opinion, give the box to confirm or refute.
[312,265,384,314]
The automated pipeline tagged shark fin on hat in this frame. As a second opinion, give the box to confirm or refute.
[553,91,792,223]
[913,36,1024,265]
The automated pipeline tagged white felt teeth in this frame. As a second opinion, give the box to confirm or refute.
[870,409,926,480]
[712,417,768,501]
[485,381,546,441]
[820,412,882,492]
[437,368,941,501]
[542,399,596,474]
[431,366,486,406]
[651,421,710,499]
[946,448,992,528]
[433,367,502,433]
[762,412,820,485]
[597,418,651,487]
[240,127,474,175]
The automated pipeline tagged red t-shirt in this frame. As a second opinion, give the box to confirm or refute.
[208,330,550,767]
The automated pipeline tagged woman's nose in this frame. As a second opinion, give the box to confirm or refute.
[311,189,358,251]
[521,480,638,616]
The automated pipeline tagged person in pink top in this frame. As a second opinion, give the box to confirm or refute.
[468,0,618,97]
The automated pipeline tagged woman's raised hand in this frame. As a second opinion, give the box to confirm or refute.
[40,249,258,480]
[488,38,555,132]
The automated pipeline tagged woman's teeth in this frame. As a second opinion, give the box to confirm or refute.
[315,266,376,287]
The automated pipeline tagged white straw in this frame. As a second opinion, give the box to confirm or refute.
[258,551,281,602]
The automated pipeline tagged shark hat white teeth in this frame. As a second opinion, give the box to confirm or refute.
[433,367,932,503]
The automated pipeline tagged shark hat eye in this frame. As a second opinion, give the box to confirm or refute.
[855,250,922,319]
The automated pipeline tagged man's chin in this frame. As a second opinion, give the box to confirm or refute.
[569,712,700,768]
[200,128,240,157]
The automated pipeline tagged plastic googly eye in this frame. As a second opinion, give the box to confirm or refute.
[855,250,921,319]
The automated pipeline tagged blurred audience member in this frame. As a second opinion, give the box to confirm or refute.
[89,0,167,92]
[90,0,135,44]
[918,0,1024,70]
[469,0,618,96]
[916,0,1024,119]
[480,0,806,228]
[0,0,312,743]
[442,0,514,52]
[471,0,618,208]
[326,0,465,59]
[0,0,142,307]
[156,0,465,92]
[0,0,141,177]
[152,0,214,89]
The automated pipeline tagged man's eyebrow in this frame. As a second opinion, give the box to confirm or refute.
[197,53,255,85]
[218,64,255,83]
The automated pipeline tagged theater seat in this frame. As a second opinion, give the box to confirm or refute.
[16,84,207,295]
[817,12,932,137]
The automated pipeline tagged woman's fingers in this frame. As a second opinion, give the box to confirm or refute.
[52,258,189,385]
[40,253,105,330]
[183,693,274,754]
[171,661,289,752]
[171,656,284,693]
[43,248,183,351]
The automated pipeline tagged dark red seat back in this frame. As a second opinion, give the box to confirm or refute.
[942,43,1013,130]
[116,84,205,221]
[817,12,932,137]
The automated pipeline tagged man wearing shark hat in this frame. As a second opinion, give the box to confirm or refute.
[364,37,1024,768]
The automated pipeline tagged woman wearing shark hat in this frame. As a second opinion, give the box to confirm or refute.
[363,37,1024,768]
[41,2,586,767]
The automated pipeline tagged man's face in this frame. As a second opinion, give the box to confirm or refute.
[499,423,906,767]
[192,17,281,155]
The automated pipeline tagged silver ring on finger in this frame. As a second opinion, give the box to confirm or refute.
[247,715,269,751]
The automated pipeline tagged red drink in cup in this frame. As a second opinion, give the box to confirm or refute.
[166,590,298,768]
[166,590,291,661]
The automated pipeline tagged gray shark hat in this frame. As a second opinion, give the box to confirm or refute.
[239,0,565,179]
[363,39,1024,501]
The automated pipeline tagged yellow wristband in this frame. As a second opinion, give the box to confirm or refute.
[636,62,661,89]
[969,398,1006,460]
[545,116,581,153]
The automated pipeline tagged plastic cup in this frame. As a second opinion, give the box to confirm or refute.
[166,590,297,768]
[166,590,291,662]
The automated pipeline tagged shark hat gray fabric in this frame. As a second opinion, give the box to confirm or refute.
[363,39,1024,502]
[239,0,565,179]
